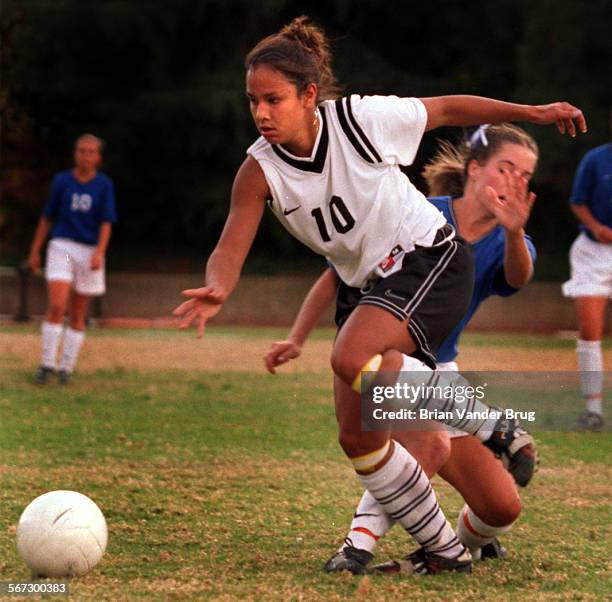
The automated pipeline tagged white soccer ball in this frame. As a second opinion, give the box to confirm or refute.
[16,490,108,577]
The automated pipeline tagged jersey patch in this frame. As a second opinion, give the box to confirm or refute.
[378,244,405,273]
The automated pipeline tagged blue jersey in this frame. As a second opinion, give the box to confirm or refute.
[428,196,537,362]
[43,170,117,245]
[570,143,612,238]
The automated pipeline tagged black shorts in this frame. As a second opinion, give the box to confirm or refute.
[335,227,475,369]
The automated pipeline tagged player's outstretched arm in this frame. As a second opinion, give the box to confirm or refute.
[265,268,339,373]
[174,157,268,337]
[421,96,587,137]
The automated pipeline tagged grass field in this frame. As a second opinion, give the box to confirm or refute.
[0,326,611,601]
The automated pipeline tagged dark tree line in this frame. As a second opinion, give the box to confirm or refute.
[1,0,610,277]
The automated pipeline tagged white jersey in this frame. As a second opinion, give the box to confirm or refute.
[247,94,446,287]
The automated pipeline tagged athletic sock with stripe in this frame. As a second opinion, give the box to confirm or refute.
[358,440,465,560]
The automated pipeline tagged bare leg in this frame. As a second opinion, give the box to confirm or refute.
[440,435,520,557]
[440,436,521,527]
[330,305,467,563]
[46,281,71,324]
[68,291,91,331]
[58,291,91,377]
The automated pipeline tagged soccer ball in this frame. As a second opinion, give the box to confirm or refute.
[16,490,108,577]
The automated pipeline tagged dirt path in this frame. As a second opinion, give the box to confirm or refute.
[2,330,610,374]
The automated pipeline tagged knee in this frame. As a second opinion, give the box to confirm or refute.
[397,430,451,477]
[422,431,452,475]
[489,495,522,527]
[47,301,65,321]
[330,349,364,386]
[331,348,402,388]
[501,495,522,525]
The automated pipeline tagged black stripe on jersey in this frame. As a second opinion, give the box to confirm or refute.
[345,96,383,162]
[271,105,329,173]
[335,98,377,164]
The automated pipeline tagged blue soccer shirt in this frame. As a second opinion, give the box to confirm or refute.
[569,143,612,238]
[43,170,117,245]
[428,196,537,363]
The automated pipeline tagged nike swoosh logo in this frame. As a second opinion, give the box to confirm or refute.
[283,206,301,216]
[384,289,406,301]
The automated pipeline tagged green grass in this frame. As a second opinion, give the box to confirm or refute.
[0,330,611,600]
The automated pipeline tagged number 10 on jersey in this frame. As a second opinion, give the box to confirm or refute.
[311,196,356,242]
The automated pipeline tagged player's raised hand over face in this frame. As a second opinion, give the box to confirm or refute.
[483,170,536,234]
[264,340,303,374]
[173,286,227,338]
[532,102,587,137]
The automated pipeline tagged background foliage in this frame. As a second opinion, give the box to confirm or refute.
[1,0,610,276]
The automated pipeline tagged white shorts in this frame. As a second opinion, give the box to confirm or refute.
[45,238,106,296]
[562,233,612,298]
[437,361,469,439]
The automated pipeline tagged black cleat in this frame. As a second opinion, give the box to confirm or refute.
[480,537,507,560]
[57,369,71,385]
[574,410,604,433]
[485,417,538,487]
[34,366,55,385]
[371,546,472,575]
[324,540,373,575]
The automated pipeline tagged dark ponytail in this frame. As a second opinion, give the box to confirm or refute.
[245,16,340,102]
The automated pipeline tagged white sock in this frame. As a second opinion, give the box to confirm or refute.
[576,340,603,415]
[341,490,393,554]
[41,321,63,369]
[59,327,85,373]
[455,505,513,559]
[399,355,498,441]
[358,441,464,559]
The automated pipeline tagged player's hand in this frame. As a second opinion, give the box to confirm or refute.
[593,224,612,244]
[483,169,536,234]
[90,249,104,270]
[27,252,41,273]
[264,340,302,374]
[173,286,226,338]
[532,102,587,137]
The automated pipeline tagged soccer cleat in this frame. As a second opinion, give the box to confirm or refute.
[324,539,373,575]
[34,366,55,385]
[371,546,472,575]
[57,370,71,385]
[480,537,507,560]
[574,410,604,433]
[484,417,538,487]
